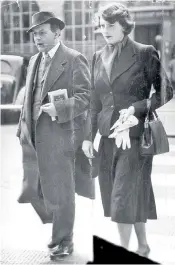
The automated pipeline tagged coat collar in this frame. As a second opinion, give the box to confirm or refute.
[99,37,137,86]
[42,41,60,59]
[95,51,110,88]
[41,42,67,100]
[110,37,136,84]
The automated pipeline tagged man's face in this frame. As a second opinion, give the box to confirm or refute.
[32,23,60,52]
[100,18,124,45]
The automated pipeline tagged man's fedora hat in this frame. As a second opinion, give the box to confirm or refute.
[27,11,65,33]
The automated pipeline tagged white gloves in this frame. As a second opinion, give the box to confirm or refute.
[112,129,131,149]
[108,115,138,150]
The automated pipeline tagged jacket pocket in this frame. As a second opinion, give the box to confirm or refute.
[59,112,87,130]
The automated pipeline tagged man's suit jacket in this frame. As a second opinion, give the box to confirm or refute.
[87,37,173,141]
[17,43,95,214]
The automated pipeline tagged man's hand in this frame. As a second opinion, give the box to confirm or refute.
[82,140,94,159]
[41,103,57,117]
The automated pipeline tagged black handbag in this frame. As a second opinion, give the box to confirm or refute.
[140,99,169,156]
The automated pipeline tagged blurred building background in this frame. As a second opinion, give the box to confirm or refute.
[1,0,175,70]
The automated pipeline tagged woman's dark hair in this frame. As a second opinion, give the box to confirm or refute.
[98,3,135,35]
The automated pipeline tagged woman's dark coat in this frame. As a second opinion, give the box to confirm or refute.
[86,37,173,223]
[88,37,173,141]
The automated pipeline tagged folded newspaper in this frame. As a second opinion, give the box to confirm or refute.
[48,89,68,121]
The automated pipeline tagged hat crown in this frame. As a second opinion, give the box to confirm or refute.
[32,11,55,25]
[27,11,65,32]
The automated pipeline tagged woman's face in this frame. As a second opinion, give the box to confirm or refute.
[100,18,125,45]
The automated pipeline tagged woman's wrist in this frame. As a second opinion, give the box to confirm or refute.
[128,106,135,115]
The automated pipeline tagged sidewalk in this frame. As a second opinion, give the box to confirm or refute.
[1,119,175,264]
[0,126,93,264]
[1,186,93,264]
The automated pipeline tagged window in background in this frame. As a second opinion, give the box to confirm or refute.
[63,0,99,57]
[1,0,39,54]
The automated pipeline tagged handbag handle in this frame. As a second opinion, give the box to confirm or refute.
[146,99,159,122]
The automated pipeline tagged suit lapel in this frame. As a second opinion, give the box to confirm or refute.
[101,63,111,88]
[32,56,42,93]
[110,38,136,84]
[41,43,67,101]
[96,52,111,88]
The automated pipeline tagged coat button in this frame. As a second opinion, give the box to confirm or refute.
[111,105,114,108]
[110,92,112,95]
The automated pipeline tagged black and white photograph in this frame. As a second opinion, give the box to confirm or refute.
[0,0,175,264]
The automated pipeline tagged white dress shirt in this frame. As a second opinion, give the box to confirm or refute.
[42,41,60,59]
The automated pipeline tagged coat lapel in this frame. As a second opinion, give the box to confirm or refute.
[41,43,67,101]
[96,52,111,88]
[23,53,42,141]
[110,38,136,84]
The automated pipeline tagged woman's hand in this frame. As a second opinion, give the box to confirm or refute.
[119,106,135,123]
[115,129,131,150]
[82,140,94,159]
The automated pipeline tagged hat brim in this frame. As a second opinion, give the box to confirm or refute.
[27,17,65,33]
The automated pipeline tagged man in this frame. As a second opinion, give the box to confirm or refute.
[16,11,94,260]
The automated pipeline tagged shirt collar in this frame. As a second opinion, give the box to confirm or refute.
[42,41,60,59]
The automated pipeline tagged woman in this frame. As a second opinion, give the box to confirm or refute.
[82,3,173,257]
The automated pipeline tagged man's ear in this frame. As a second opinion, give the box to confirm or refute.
[55,30,61,38]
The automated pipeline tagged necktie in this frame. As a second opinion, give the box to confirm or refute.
[42,52,51,76]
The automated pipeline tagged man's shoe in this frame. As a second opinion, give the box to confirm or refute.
[47,241,58,251]
[50,243,74,260]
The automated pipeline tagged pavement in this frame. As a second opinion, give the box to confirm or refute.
[0,125,93,264]
[1,120,175,264]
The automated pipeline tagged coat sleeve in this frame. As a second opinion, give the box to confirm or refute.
[84,52,102,142]
[54,54,91,123]
[132,46,173,116]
